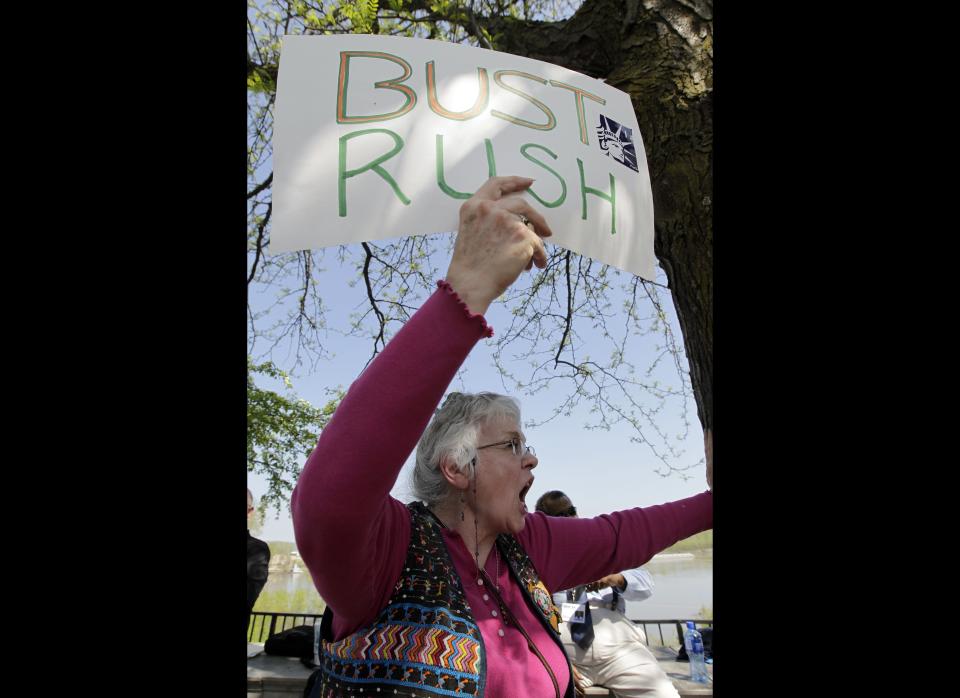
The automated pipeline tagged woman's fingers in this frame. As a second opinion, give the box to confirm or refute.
[455,176,552,277]
[475,175,534,201]
[529,229,548,269]
[499,193,553,237]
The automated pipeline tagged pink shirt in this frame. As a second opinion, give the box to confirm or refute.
[292,282,713,697]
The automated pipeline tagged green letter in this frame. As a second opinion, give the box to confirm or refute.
[435,134,497,200]
[577,158,617,235]
[338,129,410,217]
[519,144,566,208]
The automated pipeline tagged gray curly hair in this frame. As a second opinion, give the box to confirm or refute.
[412,391,521,506]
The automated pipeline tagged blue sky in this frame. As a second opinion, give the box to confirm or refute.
[247,242,708,543]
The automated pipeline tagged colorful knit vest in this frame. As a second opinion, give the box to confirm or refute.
[308,502,571,698]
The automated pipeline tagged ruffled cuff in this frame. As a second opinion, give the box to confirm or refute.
[436,280,494,338]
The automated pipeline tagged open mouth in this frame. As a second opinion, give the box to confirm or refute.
[519,481,532,508]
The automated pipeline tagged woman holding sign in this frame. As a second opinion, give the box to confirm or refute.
[292,176,713,698]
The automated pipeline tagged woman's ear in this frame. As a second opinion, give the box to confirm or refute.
[438,454,472,490]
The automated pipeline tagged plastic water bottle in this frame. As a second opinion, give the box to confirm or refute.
[684,621,709,683]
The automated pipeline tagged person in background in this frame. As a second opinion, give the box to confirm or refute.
[537,490,680,698]
[247,488,270,634]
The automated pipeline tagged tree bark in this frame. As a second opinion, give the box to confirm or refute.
[487,0,713,430]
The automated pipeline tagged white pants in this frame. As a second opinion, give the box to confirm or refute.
[560,608,680,698]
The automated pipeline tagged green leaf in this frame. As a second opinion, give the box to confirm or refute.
[247,356,343,514]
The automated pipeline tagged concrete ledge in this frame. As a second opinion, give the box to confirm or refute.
[247,644,712,696]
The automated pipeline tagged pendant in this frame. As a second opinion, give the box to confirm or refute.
[532,586,552,614]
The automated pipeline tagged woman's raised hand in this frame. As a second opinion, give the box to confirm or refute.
[445,176,553,315]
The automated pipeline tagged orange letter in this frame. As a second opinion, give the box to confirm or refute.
[549,80,606,145]
[337,51,417,124]
[491,70,556,131]
[426,61,489,121]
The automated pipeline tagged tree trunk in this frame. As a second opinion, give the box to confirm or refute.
[488,0,713,430]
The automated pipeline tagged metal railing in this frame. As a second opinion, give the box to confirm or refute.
[248,610,712,648]
[631,618,713,649]
[248,611,324,643]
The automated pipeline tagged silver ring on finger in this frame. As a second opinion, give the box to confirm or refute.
[517,213,532,229]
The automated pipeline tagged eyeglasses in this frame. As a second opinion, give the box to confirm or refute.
[477,436,535,458]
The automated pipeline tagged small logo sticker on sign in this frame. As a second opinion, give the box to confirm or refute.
[596,114,639,172]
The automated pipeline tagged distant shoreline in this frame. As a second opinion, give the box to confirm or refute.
[266,530,714,562]
[659,530,712,555]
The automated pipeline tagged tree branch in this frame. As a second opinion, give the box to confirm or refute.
[361,242,387,364]
[247,172,273,200]
[247,16,266,65]
[468,1,493,48]
[298,251,313,326]
[555,250,573,369]
[248,202,271,285]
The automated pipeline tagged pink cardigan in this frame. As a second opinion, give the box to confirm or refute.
[292,281,713,697]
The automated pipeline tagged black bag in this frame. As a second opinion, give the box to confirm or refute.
[303,609,335,697]
[677,626,712,661]
[264,624,317,663]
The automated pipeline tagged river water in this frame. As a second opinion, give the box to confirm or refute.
[624,552,712,620]
[260,550,711,627]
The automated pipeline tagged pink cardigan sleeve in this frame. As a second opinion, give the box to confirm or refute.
[519,491,713,593]
[291,282,492,635]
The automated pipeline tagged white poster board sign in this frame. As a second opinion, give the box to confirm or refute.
[272,34,656,281]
